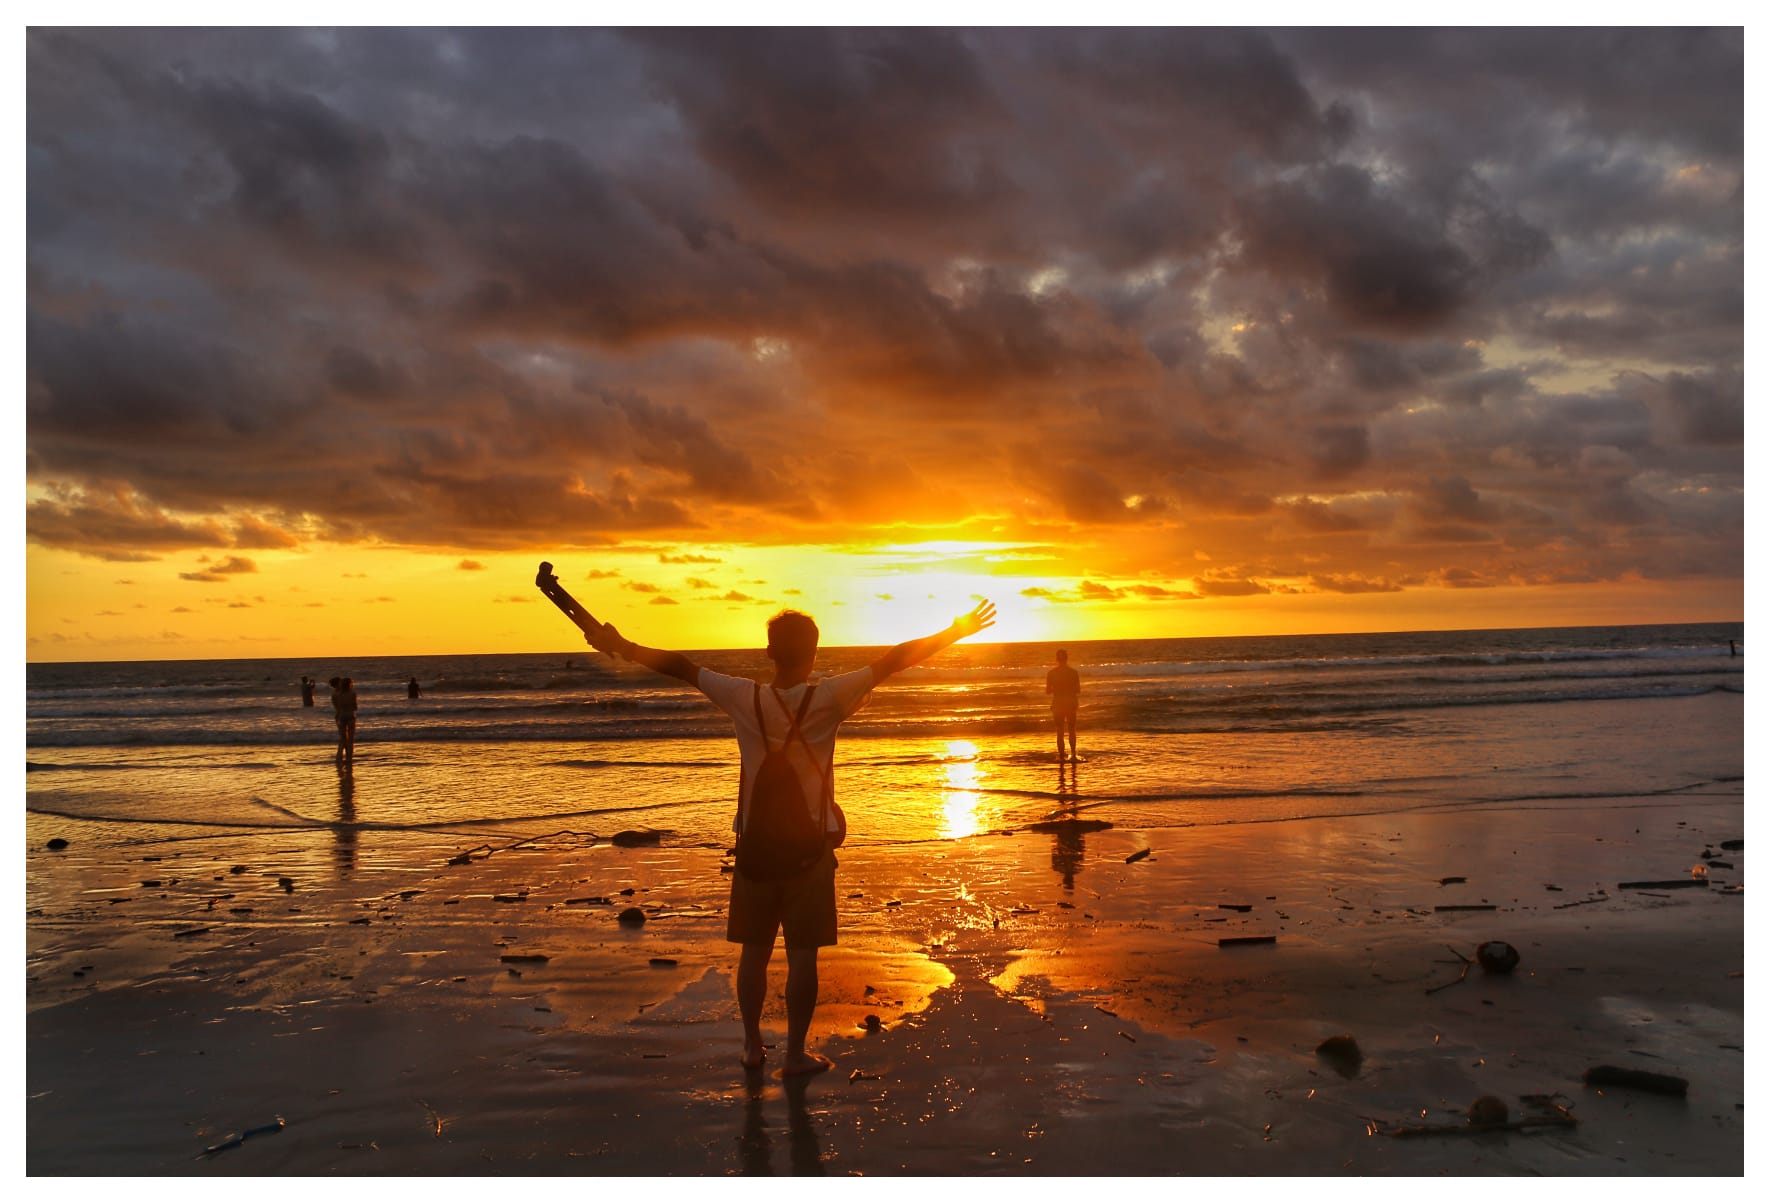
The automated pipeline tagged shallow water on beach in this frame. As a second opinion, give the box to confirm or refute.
[26,626,1744,1015]
[24,685,1743,852]
[25,685,1742,1003]
[24,641,1746,1174]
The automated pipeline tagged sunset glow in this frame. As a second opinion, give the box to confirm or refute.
[24,29,1742,662]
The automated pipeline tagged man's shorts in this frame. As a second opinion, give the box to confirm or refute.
[726,847,838,948]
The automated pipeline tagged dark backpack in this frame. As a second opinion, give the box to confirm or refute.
[735,684,830,882]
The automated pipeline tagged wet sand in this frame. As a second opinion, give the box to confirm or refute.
[25,790,1745,1176]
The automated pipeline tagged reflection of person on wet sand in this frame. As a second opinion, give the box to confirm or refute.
[1046,649,1081,762]
[1050,764,1084,889]
[582,598,995,1078]
[739,1069,825,1174]
[334,762,357,876]
[329,676,358,765]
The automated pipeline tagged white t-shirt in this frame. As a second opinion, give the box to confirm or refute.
[697,665,876,835]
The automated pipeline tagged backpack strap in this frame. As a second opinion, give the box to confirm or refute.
[758,683,833,835]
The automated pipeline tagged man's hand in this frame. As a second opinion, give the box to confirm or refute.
[586,621,629,658]
[952,600,996,639]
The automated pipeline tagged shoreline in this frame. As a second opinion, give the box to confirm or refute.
[25,789,1746,1176]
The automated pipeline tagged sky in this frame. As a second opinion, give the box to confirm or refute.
[23,20,1747,661]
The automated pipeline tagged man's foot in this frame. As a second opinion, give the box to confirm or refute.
[741,1037,769,1069]
[779,1052,834,1078]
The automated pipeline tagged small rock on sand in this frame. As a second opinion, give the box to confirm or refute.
[46,838,68,850]
[1316,1034,1363,1069]
[617,907,647,925]
[611,830,662,847]
[1468,1096,1509,1126]
[1476,941,1520,973]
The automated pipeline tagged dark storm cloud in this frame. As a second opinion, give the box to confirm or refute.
[630,28,1009,224]
[25,27,1742,596]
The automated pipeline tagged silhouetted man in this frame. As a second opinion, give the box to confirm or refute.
[585,599,995,1076]
[1046,649,1080,762]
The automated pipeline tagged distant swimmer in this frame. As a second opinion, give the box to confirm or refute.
[329,676,358,765]
[300,676,316,707]
[407,676,422,699]
[1046,649,1081,763]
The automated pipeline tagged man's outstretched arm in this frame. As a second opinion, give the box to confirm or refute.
[589,622,701,686]
[869,600,996,683]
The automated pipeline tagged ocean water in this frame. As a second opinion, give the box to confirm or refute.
[25,624,1744,861]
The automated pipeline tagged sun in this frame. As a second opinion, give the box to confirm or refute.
[841,542,1050,644]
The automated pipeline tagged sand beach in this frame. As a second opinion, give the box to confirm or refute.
[25,783,1745,1176]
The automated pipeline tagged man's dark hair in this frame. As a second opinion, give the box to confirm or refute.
[1055,649,1069,662]
[767,610,820,666]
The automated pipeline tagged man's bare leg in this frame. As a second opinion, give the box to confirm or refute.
[781,945,832,1076]
[737,941,773,1068]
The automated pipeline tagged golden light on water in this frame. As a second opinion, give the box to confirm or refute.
[936,739,990,840]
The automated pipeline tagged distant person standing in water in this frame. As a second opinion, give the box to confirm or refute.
[1046,649,1081,762]
[329,676,358,765]
[300,676,316,707]
[407,676,421,700]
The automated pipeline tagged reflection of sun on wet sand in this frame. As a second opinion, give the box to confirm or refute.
[25,753,1745,1173]
[25,608,1746,1176]
[935,739,997,840]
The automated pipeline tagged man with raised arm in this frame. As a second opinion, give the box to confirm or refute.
[584,599,995,1076]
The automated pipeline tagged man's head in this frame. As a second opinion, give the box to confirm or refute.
[1055,649,1069,665]
[766,609,820,672]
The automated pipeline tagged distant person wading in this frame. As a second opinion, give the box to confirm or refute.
[329,676,358,766]
[1046,649,1081,763]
